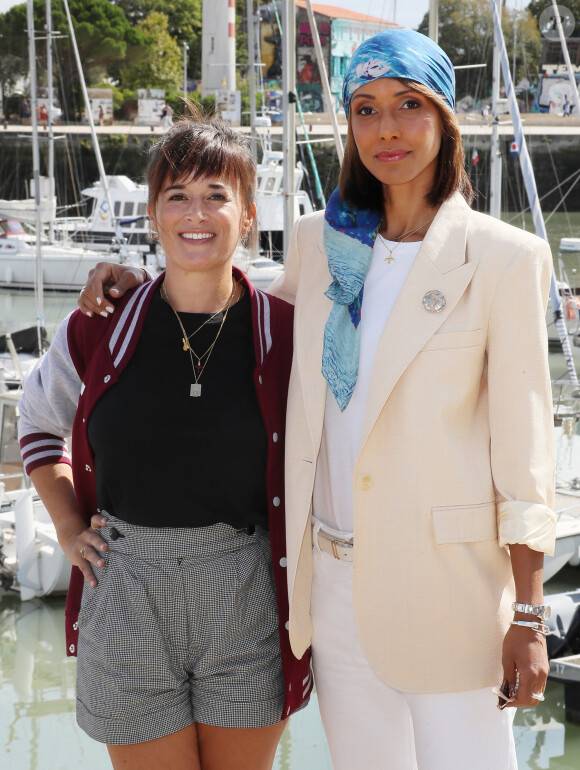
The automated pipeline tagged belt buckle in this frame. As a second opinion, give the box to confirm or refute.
[331,537,352,559]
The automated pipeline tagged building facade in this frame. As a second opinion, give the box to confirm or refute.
[260,1,398,114]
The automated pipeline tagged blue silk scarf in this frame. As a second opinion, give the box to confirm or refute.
[322,30,455,411]
[322,189,381,412]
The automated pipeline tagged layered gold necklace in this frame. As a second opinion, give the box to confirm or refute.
[380,216,435,264]
[161,281,239,397]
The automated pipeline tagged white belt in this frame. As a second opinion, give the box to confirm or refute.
[312,525,354,562]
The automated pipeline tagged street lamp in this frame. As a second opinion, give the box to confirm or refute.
[183,43,189,102]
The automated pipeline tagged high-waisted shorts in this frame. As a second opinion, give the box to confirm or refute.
[75,513,285,745]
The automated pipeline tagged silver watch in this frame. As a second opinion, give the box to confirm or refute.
[512,601,551,620]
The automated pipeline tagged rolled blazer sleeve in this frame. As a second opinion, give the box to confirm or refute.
[487,237,557,555]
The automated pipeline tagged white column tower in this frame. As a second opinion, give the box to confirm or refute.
[202,0,236,97]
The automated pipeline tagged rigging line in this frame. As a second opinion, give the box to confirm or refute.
[544,136,573,233]
[544,172,580,226]
[505,143,526,228]
[505,166,580,222]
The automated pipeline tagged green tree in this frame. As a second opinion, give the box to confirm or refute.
[119,11,182,91]
[0,50,28,118]
[417,0,541,103]
[0,0,148,119]
[527,0,580,28]
[113,0,202,80]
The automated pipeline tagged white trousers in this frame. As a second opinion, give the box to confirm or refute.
[310,546,518,770]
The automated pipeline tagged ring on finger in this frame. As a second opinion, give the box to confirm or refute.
[80,547,86,559]
[531,691,545,702]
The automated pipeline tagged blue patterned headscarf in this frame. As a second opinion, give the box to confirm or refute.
[322,30,455,411]
[342,29,455,117]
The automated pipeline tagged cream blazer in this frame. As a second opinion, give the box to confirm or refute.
[269,192,556,694]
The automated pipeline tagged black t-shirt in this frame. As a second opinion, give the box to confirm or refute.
[88,287,269,529]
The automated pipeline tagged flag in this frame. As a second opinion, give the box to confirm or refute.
[472,146,479,166]
[510,138,519,156]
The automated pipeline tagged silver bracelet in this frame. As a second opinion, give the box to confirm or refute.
[511,601,551,620]
[510,620,549,636]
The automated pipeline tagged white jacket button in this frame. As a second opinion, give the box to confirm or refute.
[273,496,281,507]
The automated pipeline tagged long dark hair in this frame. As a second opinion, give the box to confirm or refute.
[339,79,473,214]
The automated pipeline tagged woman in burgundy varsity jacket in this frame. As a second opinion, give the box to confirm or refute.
[18,114,311,769]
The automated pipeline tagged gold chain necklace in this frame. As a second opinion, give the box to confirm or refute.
[161,281,237,397]
[187,283,243,366]
[161,281,236,352]
[380,217,435,264]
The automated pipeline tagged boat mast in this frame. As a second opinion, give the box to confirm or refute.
[62,0,128,258]
[550,0,580,118]
[26,0,44,352]
[428,0,439,43]
[489,0,502,220]
[489,0,579,387]
[303,0,343,163]
[282,0,296,261]
[46,0,55,242]
[247,0,257,161]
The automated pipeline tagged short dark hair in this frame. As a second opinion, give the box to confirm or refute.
[339,79,473,214]
[146,104,257,245]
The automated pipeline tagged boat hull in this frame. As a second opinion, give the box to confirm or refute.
[0,249,123,291]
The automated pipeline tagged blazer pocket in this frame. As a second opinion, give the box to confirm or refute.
[432,502,497,544]
[422,329,483,352]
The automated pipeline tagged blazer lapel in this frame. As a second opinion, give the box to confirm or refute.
[360,194,477,450]
[294,235,333,457]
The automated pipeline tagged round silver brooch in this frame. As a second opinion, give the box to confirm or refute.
[422,290,446,313]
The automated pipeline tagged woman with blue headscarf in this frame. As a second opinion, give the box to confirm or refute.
[273,28,554,769]
[79,29,555,770]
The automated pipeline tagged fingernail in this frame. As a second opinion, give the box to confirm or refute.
[111,287,120,295]
[100,311,109,318]
[96,296,102,306]
[99,543,106,551]
[90,580,97,588]
[106,306,114,313]
[86,310,93,317]
[97,559,104,567]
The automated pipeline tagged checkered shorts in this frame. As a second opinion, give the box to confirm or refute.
[76,513,285,744]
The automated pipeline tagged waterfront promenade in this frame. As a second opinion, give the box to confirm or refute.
[2,113,580,138]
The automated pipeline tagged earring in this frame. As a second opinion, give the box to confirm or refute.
[148,230,159,241]
[240,228,249,247]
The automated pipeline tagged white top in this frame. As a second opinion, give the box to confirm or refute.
[312,237,422,534]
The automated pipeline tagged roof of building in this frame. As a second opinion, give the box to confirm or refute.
[295,1,397,26]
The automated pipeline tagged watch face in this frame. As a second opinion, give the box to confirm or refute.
[542,605,551,620]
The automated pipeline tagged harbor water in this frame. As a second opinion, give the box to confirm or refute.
[2,571,580,769]
[2,216,580,768]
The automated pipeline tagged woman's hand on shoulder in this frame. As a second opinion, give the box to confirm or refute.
[501,623,549,708]
[59,514,109,587]
[78,264,146,318]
